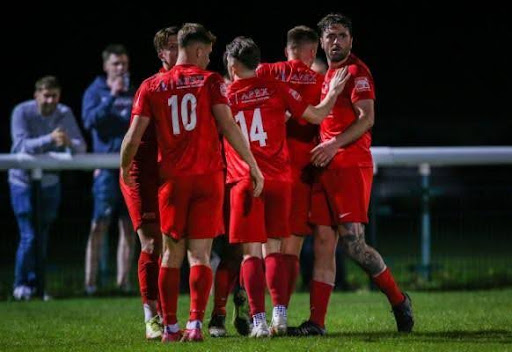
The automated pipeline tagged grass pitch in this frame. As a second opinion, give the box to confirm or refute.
[0,289,511,351]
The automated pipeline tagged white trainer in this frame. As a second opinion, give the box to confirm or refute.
[270,305,287,336]
[145,315,163,340]
[250,321,270,338]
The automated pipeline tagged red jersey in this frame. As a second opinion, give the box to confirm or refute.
[257,60,323,169]
[132,64,227,178]
[224,76,308,183]
[321,54,376,168]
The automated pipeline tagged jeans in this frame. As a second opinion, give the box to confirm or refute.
[10,182,61,294]
[92,169,127,221]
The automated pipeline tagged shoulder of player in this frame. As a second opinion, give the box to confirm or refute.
[349,54,373,77]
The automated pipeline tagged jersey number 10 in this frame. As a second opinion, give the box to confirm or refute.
[234,108,268,147]
[168,93,197,135]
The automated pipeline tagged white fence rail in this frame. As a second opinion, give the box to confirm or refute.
[1,146,512,171]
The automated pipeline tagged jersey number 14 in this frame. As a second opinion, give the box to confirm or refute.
[234,108,268,147]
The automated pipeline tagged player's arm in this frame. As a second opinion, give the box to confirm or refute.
[120,115,150,186]
[310,99,374,166]
[212,104,264,197]
[301,67,350,124]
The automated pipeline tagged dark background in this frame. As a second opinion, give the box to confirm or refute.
[1,2,511,294]
[1,2,511,150]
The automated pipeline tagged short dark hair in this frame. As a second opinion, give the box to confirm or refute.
[35,76,60,91]
[287,25,319,48]
[178,23,216,48]
[224,36,261,70]
[153,26,179,53]
[317,13,353,36]
[102,44,129,62]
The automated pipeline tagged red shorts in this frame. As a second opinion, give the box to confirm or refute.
[310,167,373,225]
[289,165,315,236]
[229,178,291,244]
[119,164,159,232]
[158,171,224,240]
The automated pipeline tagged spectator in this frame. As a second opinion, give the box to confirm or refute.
[9,75,86,300]
[82,44,135,294]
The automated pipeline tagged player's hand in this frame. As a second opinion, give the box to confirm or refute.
[250,165,264,197]
[310,137,339,167]
[121,163,135,187]
[328,66,351,96]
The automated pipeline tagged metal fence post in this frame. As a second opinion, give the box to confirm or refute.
[419,163,431,280]
[31,168,44,297]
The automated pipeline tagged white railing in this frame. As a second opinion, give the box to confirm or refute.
[1,146,512,280]
[1,146,512,171]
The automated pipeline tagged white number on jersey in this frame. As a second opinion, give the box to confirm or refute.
[168,93,197,135]
[234,108,268,147]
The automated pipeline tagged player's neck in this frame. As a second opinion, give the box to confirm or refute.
[176,52,198,67]
[235,70,256,80]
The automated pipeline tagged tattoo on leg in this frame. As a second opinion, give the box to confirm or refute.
[340,223,385,276]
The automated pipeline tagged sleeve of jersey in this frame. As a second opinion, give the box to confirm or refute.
[281,83,308,118]
[350,68,376,103]
[131,82,152,118]
[256,63,271,78]
[208,73,229,105]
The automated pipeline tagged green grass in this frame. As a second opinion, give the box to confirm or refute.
[1,289,511,351]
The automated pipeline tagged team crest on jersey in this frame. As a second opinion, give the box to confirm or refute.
[220,82,227,97]
[159,81,168,91]
[289,88,301,101]
[321,81,329,95]
[290,72,317,84]
[240,88,270,103]
[354,77,371,92]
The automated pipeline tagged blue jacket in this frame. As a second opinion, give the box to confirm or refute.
[82,76,133,153]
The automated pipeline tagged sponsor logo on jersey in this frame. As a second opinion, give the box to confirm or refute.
[289,72,318,84]
[176,74,205,89]
[239,88,270,103]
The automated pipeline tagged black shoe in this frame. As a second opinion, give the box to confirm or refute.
[232,286,251,336]
[287,320,326,336]
[208,314,227,337]
[392,292,414,333]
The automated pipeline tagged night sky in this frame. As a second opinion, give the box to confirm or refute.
[1,2,511,152]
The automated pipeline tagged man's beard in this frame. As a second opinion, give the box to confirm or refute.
[329,50,348,63]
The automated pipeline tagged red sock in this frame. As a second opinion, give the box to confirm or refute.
[157,256,162,317]
[309,280,334,328]
[282,254,299,306]
[265,253,289,306]
[189,265,213,321]
[372,267,405,306]
[242,257,266,316]
[138,251,159,303]
[158,267,180,325]
[212,260,238,316]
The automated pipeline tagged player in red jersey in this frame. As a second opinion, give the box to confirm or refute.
[256,25,324,314]
[119,26,178,340]
[223,36,350,337]
[120,24,263,343]
[288,13,414,336]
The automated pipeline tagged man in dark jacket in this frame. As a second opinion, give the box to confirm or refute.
[82,44,135,294]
